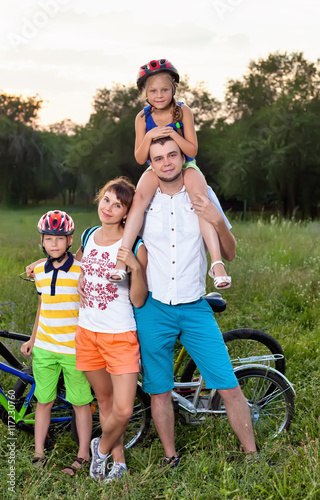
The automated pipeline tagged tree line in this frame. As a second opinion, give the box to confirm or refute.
[1,51,319,218]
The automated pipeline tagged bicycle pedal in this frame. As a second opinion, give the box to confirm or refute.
[189,416,207,425]
[172,397,179,413]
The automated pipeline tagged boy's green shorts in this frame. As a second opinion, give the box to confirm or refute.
[32,346,92,406]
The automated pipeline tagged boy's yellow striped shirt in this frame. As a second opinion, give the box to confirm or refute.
[33,257,81,355]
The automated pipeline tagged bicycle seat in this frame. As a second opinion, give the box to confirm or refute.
[204,292,226,313]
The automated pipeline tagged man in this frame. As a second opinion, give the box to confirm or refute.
[134,136,258,466]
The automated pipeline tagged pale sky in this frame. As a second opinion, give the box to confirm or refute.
[1,0,319,126]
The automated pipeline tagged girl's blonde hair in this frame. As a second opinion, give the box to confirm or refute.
[144,72,183,133]
[95,176,135,210]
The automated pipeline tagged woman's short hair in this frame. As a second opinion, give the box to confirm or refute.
[95,176,135,209]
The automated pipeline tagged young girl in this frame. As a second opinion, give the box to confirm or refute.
[75,176,148,483]
[110,59,231,290]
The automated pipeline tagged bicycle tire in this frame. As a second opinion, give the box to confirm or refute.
[180,328,285,392]
[0,383,73,440]
[0,333,73,440]
[211,367,294,448]
[222,329,285,374]
[48,392,74,437]
[71,385,151,449]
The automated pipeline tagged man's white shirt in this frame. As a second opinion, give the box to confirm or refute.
[140,186,231,305]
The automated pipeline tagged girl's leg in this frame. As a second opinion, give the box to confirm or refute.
[110,170,159,281]
[183,168,230,287]
[34,400,55,458]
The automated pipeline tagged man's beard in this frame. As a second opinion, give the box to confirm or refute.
[157,171,182,183]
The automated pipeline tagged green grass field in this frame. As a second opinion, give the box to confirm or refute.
[0,207,320,499]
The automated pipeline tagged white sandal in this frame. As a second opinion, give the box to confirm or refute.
[108,269,128,283]
[208,260,231,290]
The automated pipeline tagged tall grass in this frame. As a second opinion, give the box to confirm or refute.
[0,208,320,499]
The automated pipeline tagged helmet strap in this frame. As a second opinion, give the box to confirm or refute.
[44,248,71,264]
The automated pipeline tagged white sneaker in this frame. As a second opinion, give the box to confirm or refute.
[104,462,127,483]
[89,437,109,480]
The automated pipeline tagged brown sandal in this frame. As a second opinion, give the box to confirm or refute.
[61,457,89,476]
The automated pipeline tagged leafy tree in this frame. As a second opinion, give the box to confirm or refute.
[65,84,144,197]
[0,95,75,205]
[47,119,78,136]
[224,52,320,119]
[177,76,221,128]
[0,93,43,125]
[65,80,222,198]
[38,129,77,205]
[210,52,320,217]
[0,116,45,204]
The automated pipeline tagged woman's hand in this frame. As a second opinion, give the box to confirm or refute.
[26,259,45,277]
[77,273,88,308]
[26,264,36,278]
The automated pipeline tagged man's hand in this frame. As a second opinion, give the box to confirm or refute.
[77,273,88,308]
[191,193,222,225]
[192,193,236,261]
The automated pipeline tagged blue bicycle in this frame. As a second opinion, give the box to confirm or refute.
[0,330,151,448]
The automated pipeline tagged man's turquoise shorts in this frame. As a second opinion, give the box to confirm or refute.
[134,293,238,394]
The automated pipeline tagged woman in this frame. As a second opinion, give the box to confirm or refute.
[75,176,147,483]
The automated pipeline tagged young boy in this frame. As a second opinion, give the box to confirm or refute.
[21,210,93,475]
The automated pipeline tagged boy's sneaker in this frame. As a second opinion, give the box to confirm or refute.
[163,456,180,468]
[89,437,108,480]
[104,462,127,483]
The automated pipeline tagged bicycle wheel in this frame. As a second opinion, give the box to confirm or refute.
[180,328,286,394]
[48,391,74,437]
[71,385,151,449]
[0,334,74,439]
[211,367,295,448]
[0,382,73,446]
[222,329,286,374]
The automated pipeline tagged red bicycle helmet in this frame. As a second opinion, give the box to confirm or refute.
[37,210,75,236]
[137,59,179,91]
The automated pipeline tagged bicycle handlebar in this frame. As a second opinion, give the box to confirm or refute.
[0,330,30,342]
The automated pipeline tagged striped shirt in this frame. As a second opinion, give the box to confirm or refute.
[34,253,81,355]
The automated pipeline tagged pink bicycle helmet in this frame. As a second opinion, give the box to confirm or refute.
[137,59,179,91]
[37,210,74,236]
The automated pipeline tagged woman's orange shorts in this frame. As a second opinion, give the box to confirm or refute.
[75,326,140,375]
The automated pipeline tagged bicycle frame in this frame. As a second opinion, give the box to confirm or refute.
[0,334,73,429]
[174,345,285,375]
[0,362,36,425]
[172,357,296,421]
